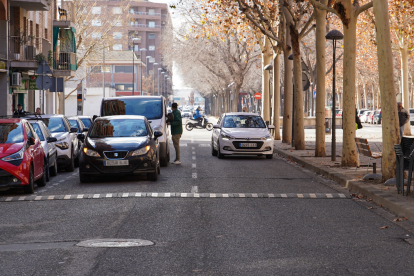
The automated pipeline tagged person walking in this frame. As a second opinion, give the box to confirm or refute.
[398,102,410,139]
[169,103,183,165]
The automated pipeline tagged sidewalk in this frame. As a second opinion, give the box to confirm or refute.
[273,138,414,221]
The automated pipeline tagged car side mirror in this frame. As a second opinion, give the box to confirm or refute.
[213,124,220,129]
[83,128,89,132]
[28,137,35,146]
[268,125,275,129]
[92,115,98,121]
[77,133,85,141]
[70,127,78,133]
[154,131,163,139]
[47,137,57,143]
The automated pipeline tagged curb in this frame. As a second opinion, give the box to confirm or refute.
[274,147,414,221]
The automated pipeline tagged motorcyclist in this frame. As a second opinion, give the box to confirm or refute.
[193,106,203,126]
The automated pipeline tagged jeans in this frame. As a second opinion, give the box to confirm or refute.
[172,134,181,161]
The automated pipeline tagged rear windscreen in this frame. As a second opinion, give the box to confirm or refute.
[102,98,162,120]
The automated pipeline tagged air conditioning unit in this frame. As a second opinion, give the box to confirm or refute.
[26,46,37,60]
[11,72,22,87]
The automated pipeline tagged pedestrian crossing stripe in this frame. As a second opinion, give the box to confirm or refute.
[0,193,350,202]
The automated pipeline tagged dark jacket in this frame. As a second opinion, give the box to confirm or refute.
[171,109,183,135]
[355,110,362,129]
[399,108,410,127]
[13,109,25,116]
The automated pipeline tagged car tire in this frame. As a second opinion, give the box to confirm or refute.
[50,154,58,177]
[217,141,225,159]
[74,155,80,168]
[160,143,169,167]
[23,166,35,194]
[37,160,47,187]
[79,173,92,183]
[266,154,273,159]
[211,139,218,156]
[66,151,75,172]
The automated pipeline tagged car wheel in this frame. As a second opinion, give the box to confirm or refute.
[79,173,92,183]
[74,155,80,168]
[23,166,35,194]
[160,144,169,167]
[217,141,224,159]
[266,154,273,159]
[37,160,47,187]
[211,139,218,156]
[66,151,75,172]
[50,154,58,176]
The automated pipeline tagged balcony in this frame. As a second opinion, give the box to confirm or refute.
[129,22,162,29]
[9,36,52,70]
[10,0,51,11]
[53,52,77,77]
[130,11,161,16]
[53,1,76,28]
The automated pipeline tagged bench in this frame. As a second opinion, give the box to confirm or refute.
[355,137,382,180]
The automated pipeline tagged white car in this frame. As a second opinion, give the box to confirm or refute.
[211,113,274,159]
[182,109,192,117]
[360,111,372,123]
[358,109,368,118]
[41,115,80,172]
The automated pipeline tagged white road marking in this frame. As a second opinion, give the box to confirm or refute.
[5,197,12,201]
[192,151,196,155]
[135,193,142,197]
[192,156,196,160]
[191,186,199,193]
[310,194,317,198]
[222,194,229,198]
[93,194,100,199]
[164,193,171,197]
[48,196,54,200]
[106,194,112,198]
[18,197,26,201]
[194,193,200,198]
[122,193,129,198]
[64,195,71,199]
[210,193,216,198]
[192,164,196,168]
[239,193,246,198]
[192,173,197,178]
[326,194,333,198]
[77,195,83,199]
[297,194,304,198]
[252,194,258,198]
[268,194,275,198]
[339,194,346,198]
[151,193,158,197]
[35,196,42,201]
[181,193,188,197]
[281,194,287,198]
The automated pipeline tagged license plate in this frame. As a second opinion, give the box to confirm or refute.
[240,143,257,147]
[104,160,129,166]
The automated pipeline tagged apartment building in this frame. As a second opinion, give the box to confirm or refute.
[0,0,77,115]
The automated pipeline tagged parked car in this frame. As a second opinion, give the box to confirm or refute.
[77,115,93,129]
[182,109,192,118]
[373,110,382,124]
[28,119,58,181]
[360,111,372,123]
[78,116,162,183]
[0,118,47,193]
[410,109,414,125]
[358,109,369,118]
[368,111,375,124]
[211,113,275,159]
[67,116,89,148]
[41,115,80,171]
[99,96,171,167]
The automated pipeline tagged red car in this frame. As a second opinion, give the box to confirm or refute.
[368,111,375,124]
[0,118,47,194]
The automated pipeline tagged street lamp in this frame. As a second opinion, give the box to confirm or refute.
[157,68,162,96]
[326,29,344,161]
[288,54,295,147]
[264,64,273,124]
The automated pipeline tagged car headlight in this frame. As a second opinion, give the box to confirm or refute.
[131,145,150,156]
[221,133,235,140]
[1,146,25,162]
[83,148,101,157]
[56,142,69,149]
[261,134,273,140]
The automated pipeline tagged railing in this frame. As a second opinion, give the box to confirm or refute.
[128,36,141,41]
[53,52,77,71]
[129,22,161,28]
[9,36,51,62]
[129,11,162,16]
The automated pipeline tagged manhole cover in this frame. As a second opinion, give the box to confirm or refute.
[76,239,154,248]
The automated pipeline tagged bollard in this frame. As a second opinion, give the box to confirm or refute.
[373,163,376,174]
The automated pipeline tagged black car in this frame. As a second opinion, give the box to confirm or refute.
[78,115,162,183]
[373,110,381,125]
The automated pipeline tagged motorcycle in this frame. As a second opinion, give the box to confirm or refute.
[185,116,213,131]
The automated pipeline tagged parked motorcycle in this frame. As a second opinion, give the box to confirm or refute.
[185,116,213,131]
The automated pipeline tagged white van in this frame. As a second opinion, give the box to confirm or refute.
[100,96,171,166]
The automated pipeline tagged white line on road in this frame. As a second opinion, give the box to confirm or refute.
[106,194,112,198]
[192,164,196,168]
[326,194,333,198]
[192,173,197,178]
[122,193,129,198]
[18,197,26,201]
[297,194,304,198]
[48,196,54,200]
[64,195,71,199]
[192,151,195,155]
[77,195,83,199]
[281,194,287,198]
[93,194,100,199]
[192,156,196,160]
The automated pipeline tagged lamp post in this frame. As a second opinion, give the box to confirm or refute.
[139,48,147,95]
[264,64,273,124]
[161,72,165,96]
[153,63,158,96]
[326,29,344,161]
[157,68,162,96]
[132,49,135,96]
[288,54,294,147]
[145,56,151,95]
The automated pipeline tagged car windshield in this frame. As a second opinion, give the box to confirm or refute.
[68,119,78,128]
[0,123,24,144]
[43,118,66,133]
[30,123,45,141]
[102,98,162,120]
[222,115,266,128]
[80,118,91,128]
[89,119,148,138]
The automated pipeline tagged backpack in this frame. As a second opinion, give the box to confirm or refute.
[166,112,174,123]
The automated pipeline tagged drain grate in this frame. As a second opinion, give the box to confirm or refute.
[76,239,154,248]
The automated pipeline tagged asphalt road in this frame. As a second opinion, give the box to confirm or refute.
[1,124,414,275]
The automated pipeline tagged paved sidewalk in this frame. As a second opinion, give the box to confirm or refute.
[273,138,414,222]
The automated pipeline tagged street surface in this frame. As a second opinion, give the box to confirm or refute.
[1,123,414,275]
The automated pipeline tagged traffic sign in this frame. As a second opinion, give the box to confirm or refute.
[35,60,52,75]
[254,93,262,100]
[36,75,52,90]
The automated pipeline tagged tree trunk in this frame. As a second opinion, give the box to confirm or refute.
[401,46,411,135]
[363,82,367,109]
[291,24,305,150]
[315,0,328,157]
[273,52,281,140]
[262,41,272,122]
[341,16,358,167]
[232,85,241,112]
[373,0,399,181]
[282,35,293,144]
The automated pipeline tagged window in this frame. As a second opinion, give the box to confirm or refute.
[115,66,134,73]
[114,20,122,27]
[222,115,266,128]
[31,123,44,141]
[103,66,111,73]
[43,118,67,133]
[92,7,101,14]
[128,30,139,39]
[92,19,101,26]
[113,44,122,50]
[149,45,155,51]
[91,32,101,39]
[148,9,155,15]
[149,57,155,63]
[90,119,148,138]
[113,7,122,14]
[148,21,155,28]
[101,98,162,120]
[148,33,155,39]
[91,66,101,73]
[0,123,23,143]
[113,32,122,39]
